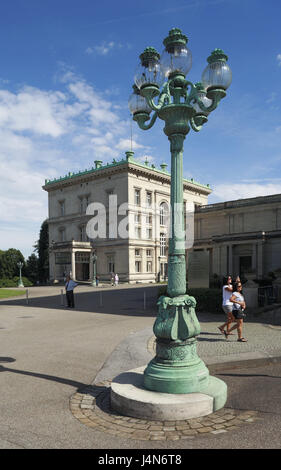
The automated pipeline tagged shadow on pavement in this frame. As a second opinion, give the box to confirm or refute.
[0,362,98,393]
[1,285,278,326]
[0,285,159,317]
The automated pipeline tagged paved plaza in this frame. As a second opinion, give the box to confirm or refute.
[0,283,281,449]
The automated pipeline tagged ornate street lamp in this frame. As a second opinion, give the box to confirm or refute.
[129,29,232,399]
[17,261,24,288]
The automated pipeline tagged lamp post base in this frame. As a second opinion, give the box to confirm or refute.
[111,366,227,421]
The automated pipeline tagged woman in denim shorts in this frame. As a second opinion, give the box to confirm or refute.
[225,282,247,342]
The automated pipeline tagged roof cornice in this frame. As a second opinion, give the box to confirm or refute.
[42,151,211,194]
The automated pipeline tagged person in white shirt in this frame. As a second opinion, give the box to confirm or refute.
[218,275,235,335]
[224,282,247,342]
[114,273,119,286]
[65,275,78,308]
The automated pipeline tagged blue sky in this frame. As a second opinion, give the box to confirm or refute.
[0,0,280,258]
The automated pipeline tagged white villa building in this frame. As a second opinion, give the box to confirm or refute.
[43,151,211,283]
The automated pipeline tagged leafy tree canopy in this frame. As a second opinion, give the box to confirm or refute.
[0,248,25,279]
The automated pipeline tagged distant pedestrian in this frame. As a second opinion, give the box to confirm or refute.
[65,275,78,308]
[114,273,119,286]
[225,281,247,342]
[96,276,99,287]
[218,275,234,335]
[111,273,115,286]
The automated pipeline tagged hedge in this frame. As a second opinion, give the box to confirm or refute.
[157,285,222,314]
[0,277,33,288]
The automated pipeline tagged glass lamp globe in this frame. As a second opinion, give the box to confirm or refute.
[128,86,152,115]
[202,49,232,90]
[134,47,164,89]
[193,83,212,115]
[160,44,192,79]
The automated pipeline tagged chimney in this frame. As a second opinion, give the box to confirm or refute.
[94,160,102,169]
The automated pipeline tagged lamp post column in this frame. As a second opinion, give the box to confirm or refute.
[17,262,24,288]
[167,133,186,298]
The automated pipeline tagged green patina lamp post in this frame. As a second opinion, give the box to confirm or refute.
[129,28,232,395]
[17,261,24,288]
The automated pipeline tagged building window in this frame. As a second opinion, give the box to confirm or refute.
[146,214,152,225]
[135,261,141,273]
[146,191,152,207]
[134,189,141,206]
[75,252,90,263]
[59,201,65,216]
[79,197,84,214]
[59,228,65,242]
[108,255,115,273]
[135,226,141,239]
[107,190,114,207]
[79,225,86,242]
[135,249,141,257]
[160,202,169,226]
[146,261,152,272]
[146,249,152,257]
[160,233,166,257]
[146,228,152,239]
[134,213,141,224]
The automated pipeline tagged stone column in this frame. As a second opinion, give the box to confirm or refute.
[252,243,257,271]
[89,252,94,280]
[228,244,233,275]
[71,250,76,280]
[257,241,264,279]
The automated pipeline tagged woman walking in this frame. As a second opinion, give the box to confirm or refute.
[224,281,247,342]
[218,275,234,335]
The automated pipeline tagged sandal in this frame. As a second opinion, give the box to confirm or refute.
[218,327,224,334]
[223,330,229,339]
[237,338,247,342]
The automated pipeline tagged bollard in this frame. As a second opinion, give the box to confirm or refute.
[26,289,29,305]
[143,291,146,310]
[61,289,64,306]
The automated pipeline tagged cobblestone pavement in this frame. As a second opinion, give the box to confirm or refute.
[70,381,260,442]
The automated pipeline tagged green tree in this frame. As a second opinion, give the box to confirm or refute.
[34,220,49,283]
[0,248,25,279]
[25,253,39,283]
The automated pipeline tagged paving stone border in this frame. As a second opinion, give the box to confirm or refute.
[70,381,260,441]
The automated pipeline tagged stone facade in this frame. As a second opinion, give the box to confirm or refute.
[43,151,211,283]
[192,193,281,280]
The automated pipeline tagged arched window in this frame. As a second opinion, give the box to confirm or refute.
[159,202,169,226]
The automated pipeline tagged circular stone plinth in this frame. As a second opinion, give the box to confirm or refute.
[110,366,227,421]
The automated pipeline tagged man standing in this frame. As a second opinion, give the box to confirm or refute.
[65,275,78,308]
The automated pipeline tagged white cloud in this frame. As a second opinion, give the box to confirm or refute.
[0,87,68,137]
[85,41,123,56]
[277,54,281,66]
[0,68,146,257]
[116,138,145,151]
[210,182,281,203]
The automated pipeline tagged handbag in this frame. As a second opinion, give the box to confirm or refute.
[232,308,246,319]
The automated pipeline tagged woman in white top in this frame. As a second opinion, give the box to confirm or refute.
[218,275,235,335]
[224,282,247,342]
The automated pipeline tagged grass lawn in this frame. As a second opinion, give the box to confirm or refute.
[0,289,25,299]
